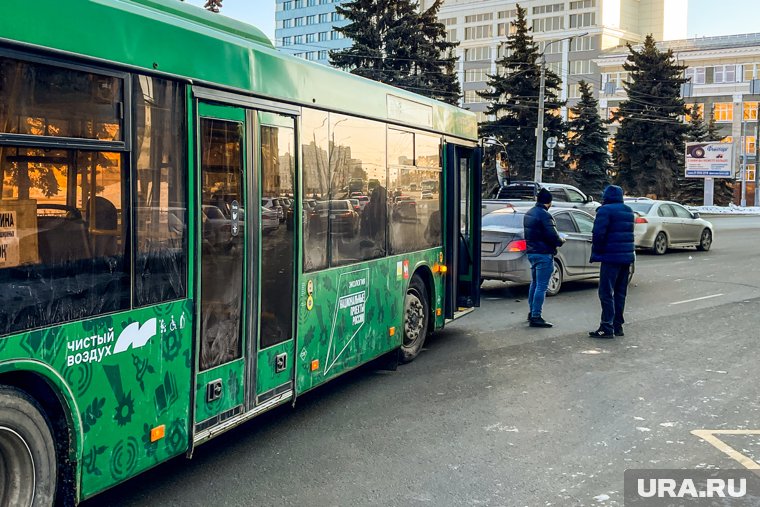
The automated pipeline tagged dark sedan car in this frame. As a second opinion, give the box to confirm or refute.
[308,200,359,237]
[480,207,605,295]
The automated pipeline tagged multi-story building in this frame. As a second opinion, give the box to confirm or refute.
[596,33,760,204]
[420,0,687,122]
[274,0,351,65]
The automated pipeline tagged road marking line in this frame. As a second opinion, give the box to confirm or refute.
[670,293,724,306]
[691,430,760,470]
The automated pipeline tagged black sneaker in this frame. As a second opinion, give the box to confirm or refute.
[614,327,624,337]
[589,328,614,338]
[529,316,553,328]
[527,312,532,322]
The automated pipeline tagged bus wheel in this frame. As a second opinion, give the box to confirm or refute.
[400,275,429,363]
[0,386,57,507]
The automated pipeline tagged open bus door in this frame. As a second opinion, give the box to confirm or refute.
[443,143,482,319]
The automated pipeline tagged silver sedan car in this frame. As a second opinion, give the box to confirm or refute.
[627,199,714,255]
[481,207,601,296]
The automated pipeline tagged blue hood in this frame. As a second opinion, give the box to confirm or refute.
[602,185,624,204]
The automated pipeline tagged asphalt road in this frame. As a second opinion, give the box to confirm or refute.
[85,216,760,507]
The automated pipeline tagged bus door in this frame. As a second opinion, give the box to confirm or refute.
[194,102,250,436]
[255,112,296,406]
[443,144,482,318]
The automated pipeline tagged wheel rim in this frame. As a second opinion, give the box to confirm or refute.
[404,289,426,347]
[656,234,667,254]
[548,263,561,294]
[0,427,35,507]
[701,230,712,249]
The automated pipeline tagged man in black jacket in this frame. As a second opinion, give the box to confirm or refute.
[524,188,565,328]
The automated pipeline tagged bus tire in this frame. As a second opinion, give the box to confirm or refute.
[400,275,430,363]
[0,386,58,507]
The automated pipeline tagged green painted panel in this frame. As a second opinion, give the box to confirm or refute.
[295,249,444,394]
[0,300,193,500]
[256,341,293,397]
[194,359,245,423]
[0,0,477,140]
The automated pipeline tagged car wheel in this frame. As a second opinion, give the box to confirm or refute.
[652,232,667,255]
[0,386,58,507]
[696,228,712,251]
[546,259,563,297]
[400,275,430,363]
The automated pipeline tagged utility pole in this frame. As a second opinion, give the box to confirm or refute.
[533,33,587,183]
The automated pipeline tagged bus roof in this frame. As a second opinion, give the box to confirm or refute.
[0,0,477,140]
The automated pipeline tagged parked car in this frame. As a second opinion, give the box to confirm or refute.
[262,197,284,222]
[481,207,608,296]
[354,195,370,210]
[421,190,434,200]
[262,206,279,234]
[392,196,417,222]
[348,198,362,213]
[309,200,359,237]
[628,199,714,255]
[482,181,600,216]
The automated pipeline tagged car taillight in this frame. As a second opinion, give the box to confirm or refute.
[506,239,527,252]
[635,217,648,224]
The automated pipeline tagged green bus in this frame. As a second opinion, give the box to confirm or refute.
[0,1,482,504]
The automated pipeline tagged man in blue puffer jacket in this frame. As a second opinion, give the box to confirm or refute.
[524,188,565,328]
[588,185,635,338]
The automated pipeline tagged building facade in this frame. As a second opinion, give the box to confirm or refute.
[420,0,687,122]
[274,0,351,65]
[596,33,760,204]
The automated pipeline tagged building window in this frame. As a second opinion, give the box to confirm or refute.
[465,68,489,82]
[305,33,315,43]
[283,1,292,10]
[746,164,756,182]
[331,12,343,21]
[744,102,759,121]
[307,0,316,5]
[283,18,293,28]
[713,65,737,84]
[463,90,486,103]
[569,60,594,75]
[282,36,292,46]
[498,9,517,18]
[441,17,457,26]
[294,17,303,27]
[465,46,491,61]
[464,13,493,23]
[713,103,733,122]
[318,50,328,60]
[743,63,758,82]
[318,31,328,42]
[569,12,596,28]
[294,35,303,44]
[533,3,564,14]
[464,24,493,40]
[319,13,328,23]
[306,15,316,25]
[538,40,563,54]
[569,82,593,99]
[685,103,705,122]
[685,67,706,85]
[533,16,564,32]
[570,0,596,9]
[572,36,595,52]
[446,28,457,41]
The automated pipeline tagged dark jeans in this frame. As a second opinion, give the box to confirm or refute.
[598,262,631,333]
[528,253,553,318]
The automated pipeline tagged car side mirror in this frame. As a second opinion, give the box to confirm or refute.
[586,195,595,203]
[692,212,700,219]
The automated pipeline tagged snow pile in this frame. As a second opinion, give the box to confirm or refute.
[686,204,760,215]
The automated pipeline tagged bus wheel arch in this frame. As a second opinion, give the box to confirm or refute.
[400,268,434,364]
[0,369,79,505]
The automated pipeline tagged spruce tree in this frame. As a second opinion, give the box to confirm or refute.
[479,4,566,182]
[567,80,609,197]
[612,35,688,198]
[204,0,222,12]
[330,0,460,105]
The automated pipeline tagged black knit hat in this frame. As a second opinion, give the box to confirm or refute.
[537,187,553,205]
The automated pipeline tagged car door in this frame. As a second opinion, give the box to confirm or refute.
[656,203,682,243]
[569,210,597,276]
[553,211,585,276]
[671,203,702,243]
[566,187,594,213]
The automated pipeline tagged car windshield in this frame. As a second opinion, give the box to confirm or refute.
[483,212,525,228]
[316,200,349,210]
[628,203,654,214]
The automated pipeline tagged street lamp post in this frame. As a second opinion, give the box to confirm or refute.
[484,137,509,186]
[534,33,587,183]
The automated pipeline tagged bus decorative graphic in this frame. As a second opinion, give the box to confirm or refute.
[324,269,369,374]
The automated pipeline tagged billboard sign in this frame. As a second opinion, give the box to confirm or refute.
[685,142,733,178]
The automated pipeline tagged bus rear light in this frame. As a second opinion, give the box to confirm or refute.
[311,359,320,371]
[436,308,442,316]
[439,265,447,274]
[506,239,527,252]
[389,327,396,337]
[150,424,165,442]
[635,217,648,224]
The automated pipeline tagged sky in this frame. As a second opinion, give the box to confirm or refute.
[184,1,760,43]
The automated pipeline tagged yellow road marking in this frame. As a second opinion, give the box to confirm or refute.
[691,430,760,470]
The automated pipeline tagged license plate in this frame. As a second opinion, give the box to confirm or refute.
[481,243,496,253]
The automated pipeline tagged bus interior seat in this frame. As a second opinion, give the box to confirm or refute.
[37,207,92,265]
[88,196,119,257]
